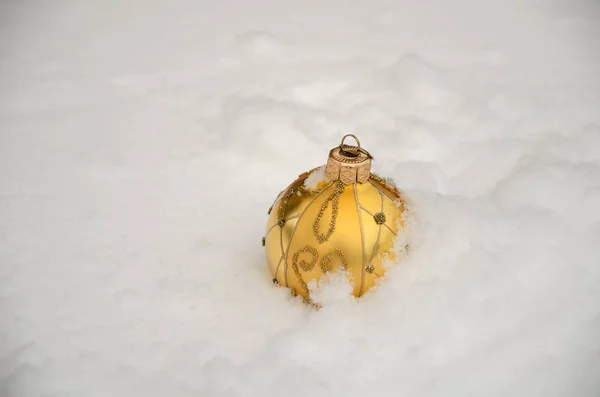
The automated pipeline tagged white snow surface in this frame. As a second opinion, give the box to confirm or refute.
[2,0,600,396]
[303,165,327,189]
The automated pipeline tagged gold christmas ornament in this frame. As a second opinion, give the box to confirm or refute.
[263,134,407,302]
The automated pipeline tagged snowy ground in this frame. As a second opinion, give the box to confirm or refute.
[2,0,600,396]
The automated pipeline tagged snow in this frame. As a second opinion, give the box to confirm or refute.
[303,165,327,189]
[1,0,600,396]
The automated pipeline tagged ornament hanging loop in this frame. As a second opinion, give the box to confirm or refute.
[340,133,361,149]
[340,133,373,160]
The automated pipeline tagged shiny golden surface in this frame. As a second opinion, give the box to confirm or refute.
[264,170,407,301]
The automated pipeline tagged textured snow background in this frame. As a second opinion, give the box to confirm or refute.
[1,0,600,396]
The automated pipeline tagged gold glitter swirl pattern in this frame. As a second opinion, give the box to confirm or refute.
[291,245,319,297]
[313,181,345,244]
[319,249,349,273]
[293,245,318,272]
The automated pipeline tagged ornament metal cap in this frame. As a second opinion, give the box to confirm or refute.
[325,134,373,185]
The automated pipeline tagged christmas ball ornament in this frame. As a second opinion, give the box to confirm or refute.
[263,134,408,302]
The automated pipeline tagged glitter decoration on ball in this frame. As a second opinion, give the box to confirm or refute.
[263,134,408,302]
